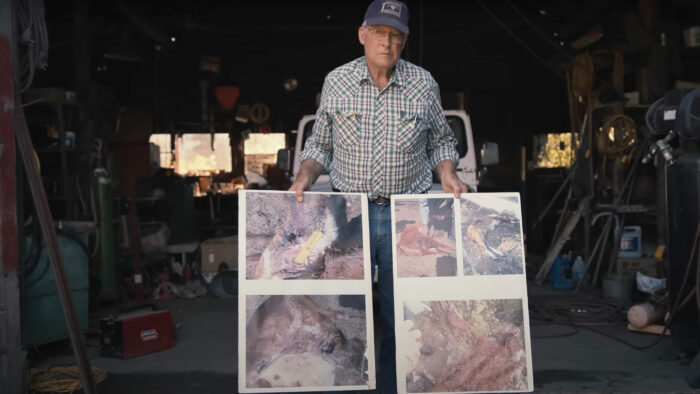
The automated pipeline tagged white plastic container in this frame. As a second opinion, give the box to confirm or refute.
[619,226,642,258]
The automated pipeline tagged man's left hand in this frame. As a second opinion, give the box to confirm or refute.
[436,160,468,199]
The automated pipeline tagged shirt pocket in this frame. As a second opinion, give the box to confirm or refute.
[332,107,363,148]
[394,103,426,153]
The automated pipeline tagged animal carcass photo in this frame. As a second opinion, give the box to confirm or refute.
[394,198,457,277]
[461,195,524,276]
[244,192,365,280]
[245,295,369,389]
[401,299,528,393]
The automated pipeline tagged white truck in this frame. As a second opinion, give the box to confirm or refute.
[278,109,497,191]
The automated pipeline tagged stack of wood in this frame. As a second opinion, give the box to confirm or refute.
[627,303,670,335]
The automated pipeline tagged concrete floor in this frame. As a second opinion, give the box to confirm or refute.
[31,281,697,393]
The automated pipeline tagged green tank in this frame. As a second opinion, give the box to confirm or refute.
[95,167,118,300]
[24,233,89,346]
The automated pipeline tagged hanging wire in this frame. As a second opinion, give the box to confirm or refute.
[502,1,615,96]
[529,295,626,327]
[505,0,572,60]
[13,0,49,92]
[477,0,564,80]
[540,220,700,352]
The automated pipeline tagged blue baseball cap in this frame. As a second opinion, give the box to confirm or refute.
[364,0,409,35]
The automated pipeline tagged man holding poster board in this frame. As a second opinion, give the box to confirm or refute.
[290,1,467,392]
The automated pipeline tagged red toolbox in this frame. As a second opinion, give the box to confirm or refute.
[100,309,174,359]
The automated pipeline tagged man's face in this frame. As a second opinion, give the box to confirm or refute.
[358,24,407,71]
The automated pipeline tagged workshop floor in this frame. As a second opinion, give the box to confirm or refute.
[31,281,695,393]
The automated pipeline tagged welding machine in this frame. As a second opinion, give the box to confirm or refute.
[100,308,175,359]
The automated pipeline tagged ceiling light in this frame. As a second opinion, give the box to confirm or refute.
[170,36,176,42]
[284,78,298,92]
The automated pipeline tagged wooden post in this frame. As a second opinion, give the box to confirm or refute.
[637,0,658,104]
[74,0,93,142]
[15,84,100,394]
[612,51,624,114]
[0,0,23,392]
[535,198,591,285]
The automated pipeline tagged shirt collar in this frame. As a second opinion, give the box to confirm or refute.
[392,59,406,87]
[356,57,406,88]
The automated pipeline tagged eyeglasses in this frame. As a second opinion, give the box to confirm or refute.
[366,27,406,45]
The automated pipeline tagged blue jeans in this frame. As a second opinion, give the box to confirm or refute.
[369,202,396,394]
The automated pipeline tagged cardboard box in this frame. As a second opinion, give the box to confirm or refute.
[201,235,237,273]
[618,257,659,278]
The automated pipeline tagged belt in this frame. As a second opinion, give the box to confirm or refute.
[332,187,424,206]
[370,196,390,206]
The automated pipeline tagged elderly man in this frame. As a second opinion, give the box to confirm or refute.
[290,0,467,392]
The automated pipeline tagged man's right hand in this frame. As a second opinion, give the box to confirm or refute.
[288,159,323,202]
[289,175,312,202]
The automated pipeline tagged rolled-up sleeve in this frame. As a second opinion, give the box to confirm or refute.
[299,77,335,171]
[425,81,460,169]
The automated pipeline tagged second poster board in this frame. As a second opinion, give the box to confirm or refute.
[391,193,534,393]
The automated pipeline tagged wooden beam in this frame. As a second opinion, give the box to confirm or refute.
[0,0,23,392]
[637,0,658,104]
[638,0,657,30]
[109,0,170,46]
[612,51,624,114]
[535,197,591,285]
[14,90,100,393]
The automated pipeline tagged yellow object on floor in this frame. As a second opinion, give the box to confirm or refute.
[29,366,107,393]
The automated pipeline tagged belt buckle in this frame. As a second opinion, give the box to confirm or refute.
[373,196,390,206]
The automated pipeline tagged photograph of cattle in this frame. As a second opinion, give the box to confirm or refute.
[394,197,457,277]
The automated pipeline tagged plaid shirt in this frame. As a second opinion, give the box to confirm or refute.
[300,57,459,200]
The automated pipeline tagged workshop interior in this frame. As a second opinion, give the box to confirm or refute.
[1,0,700,393]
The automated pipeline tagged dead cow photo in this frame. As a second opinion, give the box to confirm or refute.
[461,194,524,276]
[401,299,528,393]
[394,198,457,277]
[245,295,369,389]
[245,191,364,280]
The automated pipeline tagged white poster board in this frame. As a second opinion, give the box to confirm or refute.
[238,190,376,392]
[391,193,534,393]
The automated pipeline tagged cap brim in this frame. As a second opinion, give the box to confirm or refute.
[364,15,409,35]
